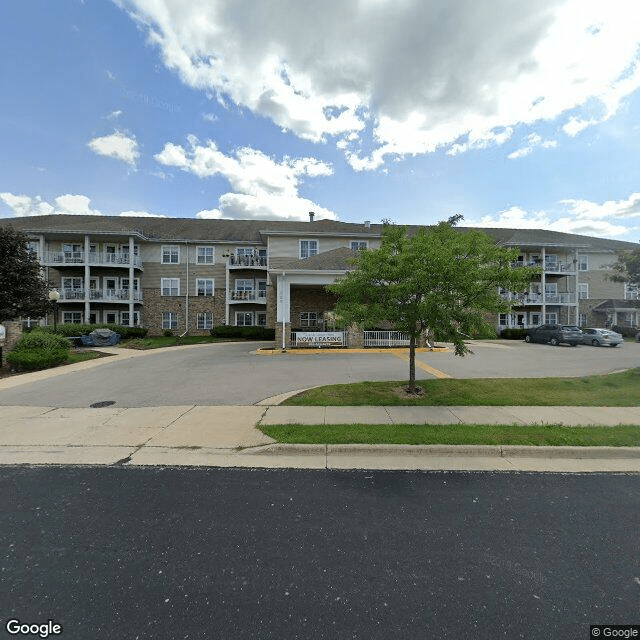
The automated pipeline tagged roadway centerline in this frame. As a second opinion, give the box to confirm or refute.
[391,350,452,379]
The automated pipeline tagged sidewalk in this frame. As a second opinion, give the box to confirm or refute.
[1,404,639,472]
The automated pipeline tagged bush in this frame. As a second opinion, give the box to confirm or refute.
[501,327,528,340]
[35,323,148,339]
[6,331,70,370]
[612,325,638,338]
[210,326,275,340]
[163,329,174,337]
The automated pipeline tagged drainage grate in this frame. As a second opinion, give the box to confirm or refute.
[90,400,116,408]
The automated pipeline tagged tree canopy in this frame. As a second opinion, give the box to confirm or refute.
[328,219,538,392]
[610,245,640,288]
[0,226,51,323]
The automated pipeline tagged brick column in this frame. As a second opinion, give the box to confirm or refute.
[347,324,364,348]
[1,320,22,367]
[274,322,291,350]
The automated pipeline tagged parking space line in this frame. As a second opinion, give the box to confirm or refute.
[391,350,452,378]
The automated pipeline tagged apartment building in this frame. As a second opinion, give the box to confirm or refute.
[4,215,638,346]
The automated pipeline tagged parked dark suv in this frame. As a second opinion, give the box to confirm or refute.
[524,324,582,346]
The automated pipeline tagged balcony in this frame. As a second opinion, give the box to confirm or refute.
[58,289,143,303]
[228,290,267,303]
[500,291,576,305]
[43,251,143,269]
[228,255,267,269]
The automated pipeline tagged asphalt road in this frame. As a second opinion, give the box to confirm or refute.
[0,340,638,407]
[2,467,639,639]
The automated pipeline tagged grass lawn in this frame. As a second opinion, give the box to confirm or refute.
[65,351,104,365]
[120,335,247,349]
[260,423,640,447]
[282,368,640,407]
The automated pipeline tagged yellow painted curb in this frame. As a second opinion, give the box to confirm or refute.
[256,347,449,355]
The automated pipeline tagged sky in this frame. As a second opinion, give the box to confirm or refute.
[2,0,640,240]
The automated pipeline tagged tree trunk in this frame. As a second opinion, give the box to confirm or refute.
[408,333,417,393]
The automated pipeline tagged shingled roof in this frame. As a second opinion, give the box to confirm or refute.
[277,247,359,271]
[2,214,637,251]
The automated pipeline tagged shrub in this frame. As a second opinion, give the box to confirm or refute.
[612,325,638,338]
[210,326,275,340]
[163,329,174,337]
[501,327,528,340]
[6,331,70,370]
[35,323,148,339]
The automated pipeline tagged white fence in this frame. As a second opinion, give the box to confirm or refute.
[363,331,410,347]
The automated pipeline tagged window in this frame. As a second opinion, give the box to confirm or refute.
[62,277,83,290]
[197,246,214,264]
[258,280,267,298]
[531,313,541,326]
[162,312,178,330]
[162,278,180,296]
[27,241,39,257]
[235,279,254,291]
[196,278,214,296]
[121,312,130,326]
[105,278,117,297]
[544,254,558,269]
[162,245,180,264]
[257,312,267,327]
[106,312,117,324]
[625,283,639,300]
[579,313,587,327]
[545,313,557,324]
[197,312,214,330]
[578,254,588,271]
[121,278,139,291]
[350,241,368,251]
[121,311,140,327]
[544,282,557,296]
[63,312,82,324]
[236,248,254,257]
[299,240,318,259]
[299,312,318,327]
[578,283,589,299]
[236,312,253,326]
[499,314,509,326]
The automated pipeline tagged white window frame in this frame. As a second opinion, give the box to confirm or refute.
[578,283,589,299]
[579,313,587,327]
[299,312,318,327]
[62,277,83,290]
[236,248,254,257]
[625,283,639,300]
[235,279,254,292]
[531,313,541,326]
[257,280,267,299]
[105,311,118,325]
[236,311,254,326]
[544,282,558,295]
[162,312,178,330]
[197,246,215,264]
[63,311,83,324]
[257,312,267,327]
[578,254,588,271]
[545,313,557,324]
[161,245,180,264]
[121,278,139,291]
[299,239,318,259]
[197,312,214,330]
[350,241,368,251]
[196,278,214,296]
[161,278,180,296]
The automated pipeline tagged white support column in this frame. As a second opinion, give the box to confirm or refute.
[225,264,230,325]
[541,247,546,323]
[129,236,135,321]
[84,235,91,322]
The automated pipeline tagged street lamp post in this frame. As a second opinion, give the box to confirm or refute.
[48,289,60,332]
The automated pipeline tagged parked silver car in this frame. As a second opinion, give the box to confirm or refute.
[580,327,623,347]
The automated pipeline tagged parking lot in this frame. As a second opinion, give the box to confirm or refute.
[0,339,638,408]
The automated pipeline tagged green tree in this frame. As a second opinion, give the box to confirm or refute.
[609,245,640,287]
[0,226,51,322]
[328,218,538,393]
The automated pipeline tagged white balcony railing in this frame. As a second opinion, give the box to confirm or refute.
[58,288,143,302]
[229,290,267,302]
[44,251,143,268]
[500,291,576,304]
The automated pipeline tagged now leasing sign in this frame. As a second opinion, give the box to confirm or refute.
[295,331,345,346]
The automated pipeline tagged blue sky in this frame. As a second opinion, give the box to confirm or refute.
[2,0,640,239]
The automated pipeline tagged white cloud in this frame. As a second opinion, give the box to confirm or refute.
[465,193,640,239]
[155,136,336,220]
[0,193,102,217]
[107,110,123,120]
[507,133,558,159]
[88,130,140,167]
[562,116,598,137]
[119,210,165,217]
[0,193,55,217]
[118,0,640,167]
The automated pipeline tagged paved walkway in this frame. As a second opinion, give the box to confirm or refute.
[1,404,639,472]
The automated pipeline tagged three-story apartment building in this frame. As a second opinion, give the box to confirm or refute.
[4,214,638,347]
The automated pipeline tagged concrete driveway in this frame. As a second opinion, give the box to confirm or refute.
[0,339,638,408]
